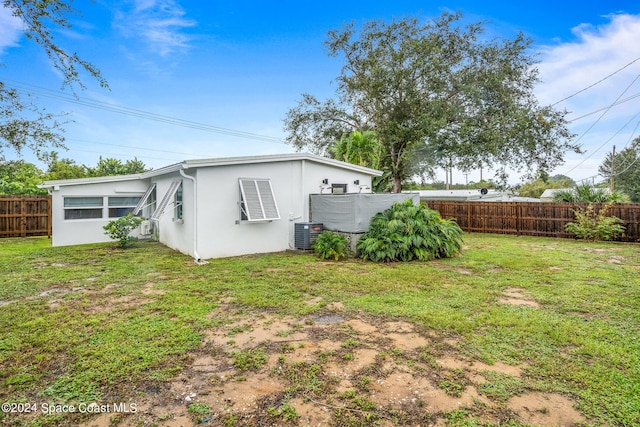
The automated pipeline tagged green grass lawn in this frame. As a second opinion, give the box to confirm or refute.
[0,234,638,426]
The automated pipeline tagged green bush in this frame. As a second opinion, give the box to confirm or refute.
[565,203,625,242]
[103,213,144,248]
[312,231,348,260]
[553,185,630,203]
[357,199,463,262]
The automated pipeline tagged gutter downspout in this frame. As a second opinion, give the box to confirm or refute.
[179,168,203,263]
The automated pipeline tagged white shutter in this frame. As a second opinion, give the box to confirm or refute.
[239,178,280,221]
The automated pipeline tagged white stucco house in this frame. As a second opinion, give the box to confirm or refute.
[40,153,382,260]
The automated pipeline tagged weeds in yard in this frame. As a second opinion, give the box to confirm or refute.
[188,402,211,415]
[231,348,268,371]
[439,368,468,397]
[278,362,326,398]
[0,235,639,425]
[267,402,299,421]
[476,371,526,402]
[342,337,361,348]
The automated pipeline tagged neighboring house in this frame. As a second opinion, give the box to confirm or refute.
[40,153,381,260]
[539,188,570,202]
[410,190,539,202]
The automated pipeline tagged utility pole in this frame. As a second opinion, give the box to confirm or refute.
[449,159,453,189]
[611,145,615,192]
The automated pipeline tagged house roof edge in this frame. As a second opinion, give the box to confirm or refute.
[39,153,382,188]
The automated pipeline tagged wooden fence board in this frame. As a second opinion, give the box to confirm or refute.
[0,196,51,238]
[425,201,640,242]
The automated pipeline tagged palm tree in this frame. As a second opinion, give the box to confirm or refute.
[332,131,382,170]
[553,185,630,203]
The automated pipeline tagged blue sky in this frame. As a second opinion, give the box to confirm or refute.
[1,0,640,185]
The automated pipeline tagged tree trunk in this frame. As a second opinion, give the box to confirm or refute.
[392,175,402,193]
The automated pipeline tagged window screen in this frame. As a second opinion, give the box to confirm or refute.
[64,197,104,220]
[239,178,280,222]
[64,197,103,207]
[108,196,141,218]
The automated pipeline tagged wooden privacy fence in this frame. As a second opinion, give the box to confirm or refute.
[0,196,51,238]
[425,201,640,242]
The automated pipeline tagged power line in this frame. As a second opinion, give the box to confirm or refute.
[68,147,182,163]
[551,55,640,106]
[65,138,215,158]
[1,77,288,145]
[605,119,640,177]
[565,111,640,175]
[567,91,640,123]
[612,152,640,176]
[562,74,640,175]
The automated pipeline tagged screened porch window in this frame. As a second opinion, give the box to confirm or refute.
[64,197,103,220]
[239,178,280,222]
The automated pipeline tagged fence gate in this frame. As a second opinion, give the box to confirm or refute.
[0,196,51,238]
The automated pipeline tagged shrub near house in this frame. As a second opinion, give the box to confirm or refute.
[357,200,463,262]
[103,213,144,248]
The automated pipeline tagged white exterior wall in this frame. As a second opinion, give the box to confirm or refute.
[50,179,149,246]
[46,156,377,258]
[151,172,195,257]
[192,159,374,259]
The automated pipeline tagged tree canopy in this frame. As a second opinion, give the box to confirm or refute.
[598,139,640,203]
[1,0,107,160]
[0,154,148,195]
[0,160,47,195]
[516,173,576,199]
[284,12,579,192]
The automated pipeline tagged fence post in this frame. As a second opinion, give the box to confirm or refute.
[47,196,52,239]
[19,198,26,237]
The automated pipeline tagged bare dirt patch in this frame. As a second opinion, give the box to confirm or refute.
[509,392,586,426]
[78,307,587,427]
[499,287,540,308]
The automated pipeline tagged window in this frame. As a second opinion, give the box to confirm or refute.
[64,197,104,220]
[108,196,141,218]
[150,180,182,221]
[64,196,142,220]
[133,184,157,216]
[331,184,347,194]
[174,183,183,220]
[239,178,280,222]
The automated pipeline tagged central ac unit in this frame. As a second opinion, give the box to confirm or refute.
[294,222,323,250]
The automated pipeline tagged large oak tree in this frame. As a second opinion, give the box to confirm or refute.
[1,0,107,160]
[284,12,579,192]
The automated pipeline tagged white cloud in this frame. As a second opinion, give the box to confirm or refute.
[536,13,640,181]
[537,14,640,115]
[114,0,196,57]
[0,6,23,55]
